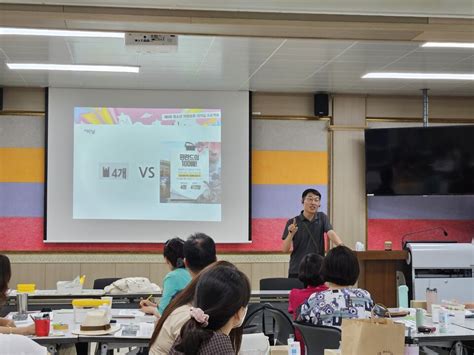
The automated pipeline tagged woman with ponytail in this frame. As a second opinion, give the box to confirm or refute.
[169,263,251,355]
[140,238,191,316]
[150,261,235,355]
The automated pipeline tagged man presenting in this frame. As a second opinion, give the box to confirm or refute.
[282,188,343,278]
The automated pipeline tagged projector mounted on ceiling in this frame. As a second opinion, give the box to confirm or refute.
[125,33,178,54]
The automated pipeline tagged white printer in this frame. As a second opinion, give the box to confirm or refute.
[407,243,474,303]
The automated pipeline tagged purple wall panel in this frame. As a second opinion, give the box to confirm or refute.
[251,184,328,218]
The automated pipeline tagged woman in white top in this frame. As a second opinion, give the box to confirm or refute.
[0,255,35,336]
[0,334,47,355]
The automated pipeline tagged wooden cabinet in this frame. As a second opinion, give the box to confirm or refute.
[356,251,409,307]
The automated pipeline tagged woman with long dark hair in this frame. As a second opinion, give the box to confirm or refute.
[169,263,251,355]
[0,255,35,335]
[149,261,242,355]
[141,238,191,316]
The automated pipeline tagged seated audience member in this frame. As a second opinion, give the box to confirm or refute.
[288,253,328,355]
[298,246,374,327]
[149,233,217,354]
[182,233,217,276]
[169,263,251,355]
[0,255,35,336]
[0,334,48,355]
[288,253,328,318]
[140,238,191,316]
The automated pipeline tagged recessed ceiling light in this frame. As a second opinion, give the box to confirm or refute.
[422,42,474,49]
[0,27,124,38]
[7,63,139,73]
[362,73,474,80]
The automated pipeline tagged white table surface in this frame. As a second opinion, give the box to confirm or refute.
[9,308,156,342]
[395,310,474,343]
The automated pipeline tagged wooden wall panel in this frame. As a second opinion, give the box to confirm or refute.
[366,95,474,120]
[331,131,367,248]
[79,263,116,289]
[250,262,286,290]
[252,93,320,117]
[3,87,45,112]
[115,263,151,280]
[149,263,170,287]
[331,95,367,249]
[5,260,324,292]
[234,263,253,286]
[10,263,46,289]
[332,95,366,126]
[44,263,80,289]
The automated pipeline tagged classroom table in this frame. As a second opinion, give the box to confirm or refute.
[17,308,473,355]
[5,290,161,313]
[6,290,290,354]
[7,289,290,308]
[399,310,474,354]
[7,289,157,301]
[9,308,155,355]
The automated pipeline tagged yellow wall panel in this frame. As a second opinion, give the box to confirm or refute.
[0,148,44,182]
[252,150,327,185]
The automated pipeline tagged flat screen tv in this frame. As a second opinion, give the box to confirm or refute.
[365,125,474,195]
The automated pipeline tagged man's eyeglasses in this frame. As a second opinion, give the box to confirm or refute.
[304,198,320,203]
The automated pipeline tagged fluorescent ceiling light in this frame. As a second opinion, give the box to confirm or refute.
[7,63,139,73]
[422,42,474,48]
[0,27,124,38]
[362,72,474,80]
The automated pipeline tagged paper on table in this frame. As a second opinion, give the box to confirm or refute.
[54,309,74,314]
[115,323,154,338]
[112,309,144,318]
[13,316,34,327]
[7,311,42,327]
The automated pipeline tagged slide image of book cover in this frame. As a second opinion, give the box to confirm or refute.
[160,142,221,204]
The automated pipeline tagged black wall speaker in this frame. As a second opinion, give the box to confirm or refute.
[314,93,329,117]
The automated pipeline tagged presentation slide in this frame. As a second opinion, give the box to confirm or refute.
[73,107,222,221]
[46,89,249,243]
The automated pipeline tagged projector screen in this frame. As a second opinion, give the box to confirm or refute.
[46,88,249,243]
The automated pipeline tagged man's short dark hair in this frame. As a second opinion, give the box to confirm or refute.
[298,253,324,288]
[320,245,359,286]
[183,233,217,273]
[302,188,321,201]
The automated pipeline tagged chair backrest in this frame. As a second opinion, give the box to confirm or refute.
[265,306,295,345]
[243,303,267,335]
[243,304,295,345]
[259,278,304,291]
[293,322,341,355]
[93,277,120,290]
